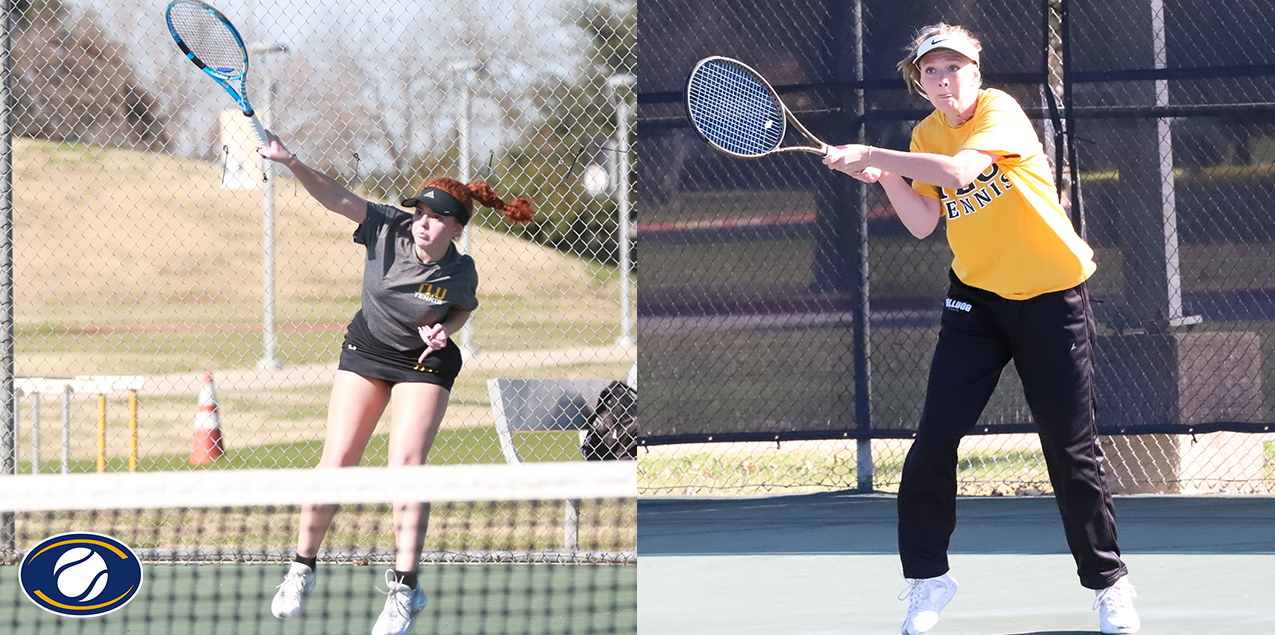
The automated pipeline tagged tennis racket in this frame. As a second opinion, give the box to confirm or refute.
[685,56,880,181]
[685,56,830,158]
[165,0,267,145]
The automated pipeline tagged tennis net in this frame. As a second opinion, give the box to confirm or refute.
[0,462,636,634]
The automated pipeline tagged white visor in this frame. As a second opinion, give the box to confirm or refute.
[914,35,980,67]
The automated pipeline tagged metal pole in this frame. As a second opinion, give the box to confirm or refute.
[96,394,106,473]
[452,61,481,358]
[10,388,16,469]
[60,385,69,474]
[608,75,635,348]
[253,43,287,371]
[128,390,138,472]
[1149,1,1198,328]
[852,0,873,492]
[259,82,280,370]
[1061,0,1084,238]
[1,0,16,552]
[29,392,37,473]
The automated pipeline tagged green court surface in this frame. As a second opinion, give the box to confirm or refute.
[1,562,636,634]
[637,493,1275,634]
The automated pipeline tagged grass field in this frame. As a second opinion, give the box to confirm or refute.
[639,443,1053,496]
[14,353,634,471]
[9,137,634,469]
[639,438,1275,495]
[16,426,587,473]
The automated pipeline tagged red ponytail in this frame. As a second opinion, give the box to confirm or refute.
[467,181,535,224]
[415,177,534,225]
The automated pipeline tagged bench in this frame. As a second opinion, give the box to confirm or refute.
[486,377,617,551]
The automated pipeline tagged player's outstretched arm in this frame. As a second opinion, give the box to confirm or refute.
[823,145,942,238]
[877,173,942,239]
[874,147,998,190]
[258,130,367,223]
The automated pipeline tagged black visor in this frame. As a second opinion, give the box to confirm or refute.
[402,187,469,225]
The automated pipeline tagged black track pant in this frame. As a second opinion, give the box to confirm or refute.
[897,272,1127,590]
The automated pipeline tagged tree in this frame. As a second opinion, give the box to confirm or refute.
[12,0,167,151]
[495,0,635,265]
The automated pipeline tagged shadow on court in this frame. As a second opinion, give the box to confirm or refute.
[995,631,1099,634]
[637,493,1275,634]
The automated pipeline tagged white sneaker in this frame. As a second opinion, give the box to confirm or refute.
[1094,576,1140,634]
[371,570,429,635]
[899,573,958,635]
[271,562,316,619]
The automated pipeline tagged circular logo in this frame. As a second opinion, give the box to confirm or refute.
[18,532,143,618]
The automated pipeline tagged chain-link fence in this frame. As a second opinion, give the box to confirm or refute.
[0,0,636,478]
[638,0,1275,495]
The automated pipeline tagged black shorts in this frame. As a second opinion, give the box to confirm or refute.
[337,314,463,389]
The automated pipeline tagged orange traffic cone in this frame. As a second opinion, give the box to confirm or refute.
[191,372,224,465]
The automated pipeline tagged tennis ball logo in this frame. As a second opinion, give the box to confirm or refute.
[19,532,143,618]
[54,548,110,602]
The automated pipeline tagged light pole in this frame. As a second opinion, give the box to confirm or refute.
[607,74,635,348]
[253,42,288,371]
[451,60,481,358]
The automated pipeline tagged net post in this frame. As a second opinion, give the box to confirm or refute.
[565,498,581,551]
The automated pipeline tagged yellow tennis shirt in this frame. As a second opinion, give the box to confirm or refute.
[910,88,1096,300]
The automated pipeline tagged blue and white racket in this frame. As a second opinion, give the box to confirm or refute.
[685,56,829,159]
[165,0,267,145]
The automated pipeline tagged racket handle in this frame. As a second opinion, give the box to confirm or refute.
[247,114,268,146]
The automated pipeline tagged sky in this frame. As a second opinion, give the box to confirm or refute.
[68,0,594,169]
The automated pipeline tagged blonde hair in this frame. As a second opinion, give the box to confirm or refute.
[896,23,983,96]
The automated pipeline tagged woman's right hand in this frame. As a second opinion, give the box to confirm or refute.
[823,145,883,183]
[256,130,293,164]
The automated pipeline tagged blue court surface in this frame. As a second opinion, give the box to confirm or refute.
[638,493,1275,634]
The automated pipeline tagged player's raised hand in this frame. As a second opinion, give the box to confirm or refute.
[256,130,293,163]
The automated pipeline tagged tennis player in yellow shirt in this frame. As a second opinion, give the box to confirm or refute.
[823,24,1140,635]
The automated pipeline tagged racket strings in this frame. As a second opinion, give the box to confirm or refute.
[168,4,247,77]
[687,60,784,157]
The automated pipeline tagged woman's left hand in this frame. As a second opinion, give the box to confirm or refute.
[417,324,448,363]
[822,144,871,175]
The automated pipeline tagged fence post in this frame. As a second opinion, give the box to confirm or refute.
[452,60,482,359]
[0,0,15,554]
[609,74,636,348]
[253,42,288,372]
[851,0,874,492]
